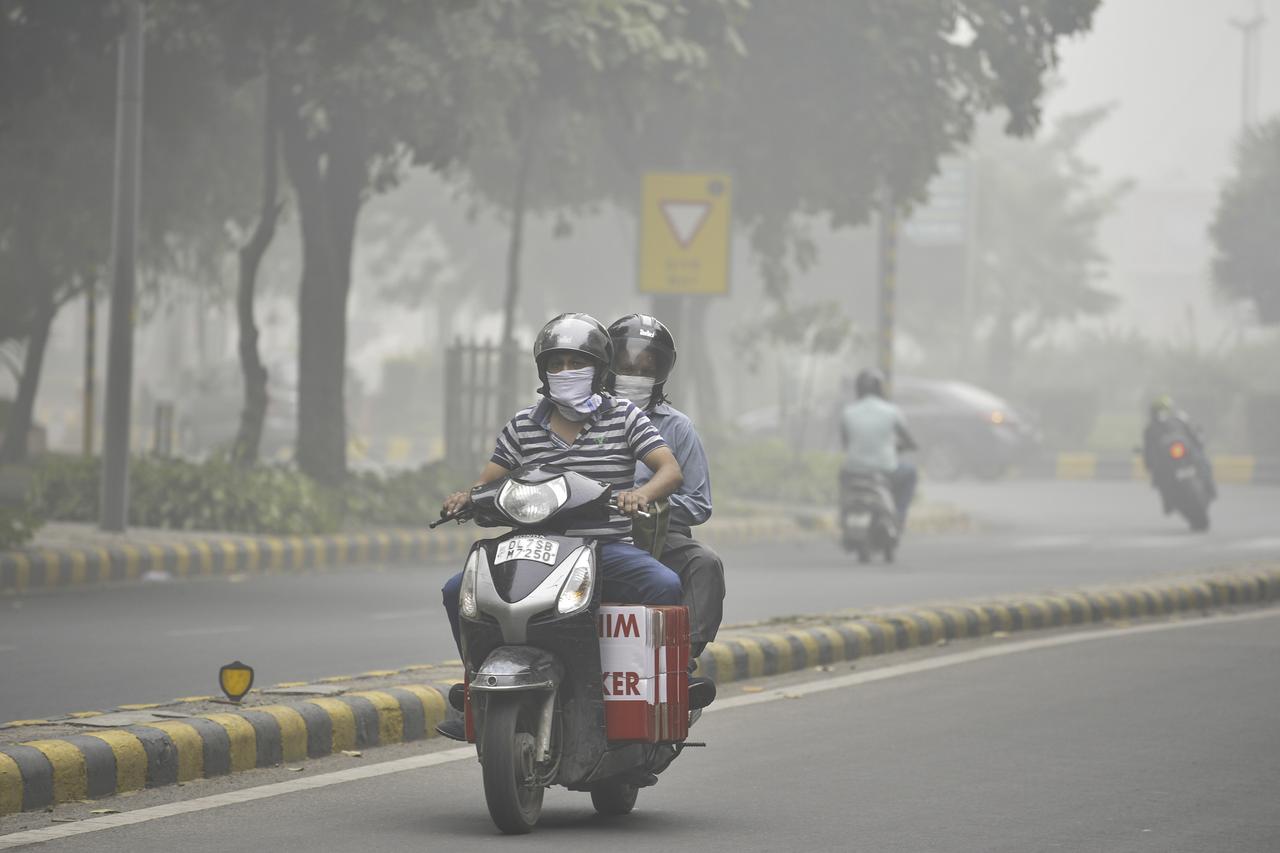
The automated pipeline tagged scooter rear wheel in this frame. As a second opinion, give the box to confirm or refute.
[481,698,545,834]
[590,779,639,815]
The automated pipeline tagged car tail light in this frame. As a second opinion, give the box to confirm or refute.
[989,410,1006,425]
[1169,441,1187,460]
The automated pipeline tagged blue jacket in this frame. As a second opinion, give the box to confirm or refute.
[633,403,712,535]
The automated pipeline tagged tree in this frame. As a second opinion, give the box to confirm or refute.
[0,1,119,463]
[440,0,742,414]
[1,1,258,463]
[190,1,470,484]
[971,106,1127,388]
[619,0,1100,298]
[1210,117,1280,324]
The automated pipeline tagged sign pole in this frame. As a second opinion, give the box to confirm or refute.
[100,0,144,532]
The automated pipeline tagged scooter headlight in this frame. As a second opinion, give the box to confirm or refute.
[497,476,570,525]
[459,548,481,619]
[556,546,595,615]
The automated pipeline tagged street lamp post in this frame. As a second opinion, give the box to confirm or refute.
[100,0,145,532]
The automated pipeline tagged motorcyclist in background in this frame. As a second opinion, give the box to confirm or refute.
[1142,395,1217,512]
[839,368,919,526]
[606,314,725,659]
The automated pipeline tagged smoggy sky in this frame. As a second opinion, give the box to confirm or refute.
[1050,0,1280,190]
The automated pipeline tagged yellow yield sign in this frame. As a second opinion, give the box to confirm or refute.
[639,173,731,295]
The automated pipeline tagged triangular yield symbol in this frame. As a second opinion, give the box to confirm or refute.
[660,201,711,249]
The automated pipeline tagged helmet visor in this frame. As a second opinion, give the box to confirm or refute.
[612,336,674,382]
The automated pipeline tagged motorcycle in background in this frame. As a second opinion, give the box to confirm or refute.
[839,469,900,563]
[1144,434,1213,532]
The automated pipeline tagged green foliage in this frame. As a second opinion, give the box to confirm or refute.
[1210,118,1280,324]
[31,455,340,534]
[974,107,1128,338]
[341,463,465,528]
[0,504,41,550]
[627,0,1101,296]
[25,455,465,536]
[710,438,841,506]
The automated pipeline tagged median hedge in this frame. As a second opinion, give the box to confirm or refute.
[8,455,462,544]
[0,438,836,550]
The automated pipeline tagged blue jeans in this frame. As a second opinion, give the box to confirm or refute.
[442,540,682,653]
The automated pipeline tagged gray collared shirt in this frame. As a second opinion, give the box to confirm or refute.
[633,403,712,534]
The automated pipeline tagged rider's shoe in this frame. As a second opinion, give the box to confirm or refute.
[447,682,465,712]
[435,717,467,741]
[688,677,716,711]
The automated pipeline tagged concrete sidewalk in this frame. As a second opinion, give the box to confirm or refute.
[0,501,970,594]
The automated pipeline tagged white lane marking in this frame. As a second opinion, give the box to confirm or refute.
[369,608,434,621]
[163,625,250,638]
[1007,535,1087,550]
[1226,537,1280,552]
[3,607,1278,849]
[0,748,476,849]
[710,607,1280,713]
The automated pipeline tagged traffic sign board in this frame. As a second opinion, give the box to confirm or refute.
[640,173,731,294]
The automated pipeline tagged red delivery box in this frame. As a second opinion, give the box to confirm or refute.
[598,604,690,743]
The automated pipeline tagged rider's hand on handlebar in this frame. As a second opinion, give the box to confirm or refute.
[613,490,650,517]
[441,490,472,518]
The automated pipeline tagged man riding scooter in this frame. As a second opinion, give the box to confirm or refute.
[606,314,725,659]
[434,313,686,742]
[840,368,919,528]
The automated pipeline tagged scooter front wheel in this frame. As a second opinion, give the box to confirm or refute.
[481,698,545,834]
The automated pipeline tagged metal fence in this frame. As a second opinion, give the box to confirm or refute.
[443,339,516,472]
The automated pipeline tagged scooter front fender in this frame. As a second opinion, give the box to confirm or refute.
[472,645,564,693]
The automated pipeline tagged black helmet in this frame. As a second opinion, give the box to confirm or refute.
[606,314,678,408]
[532,313,613,394]
[855,367,885,399]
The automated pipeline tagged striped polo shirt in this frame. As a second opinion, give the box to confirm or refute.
[490,395,668,540]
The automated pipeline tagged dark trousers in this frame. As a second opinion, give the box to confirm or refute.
[887,462,918,526]
[658,530,726,658]
[442,540,682,653]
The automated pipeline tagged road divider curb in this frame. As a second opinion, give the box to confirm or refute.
[0,686,448,816]
[0,508,971,594]
[3,566,1275,816]
[691,567,1280,684]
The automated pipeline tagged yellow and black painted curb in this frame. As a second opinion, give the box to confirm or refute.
[0,528,474,595]
[2,569,1275,815]
[692,568,1280,685]
[0,685,447,816]
[1020,453,1278,484]
[0,510,970,595]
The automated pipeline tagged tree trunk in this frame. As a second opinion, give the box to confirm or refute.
[0,293,55,464]
[686,297,722,426]
[232,68,281,468]
[280,96,365,485]
[498,119,537,417]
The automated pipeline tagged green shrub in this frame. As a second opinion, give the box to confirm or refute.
[30,455,339,535]
[710,438,841,506]
[26,454,467,535]
[342,462,462,529]
[0,503,41,550]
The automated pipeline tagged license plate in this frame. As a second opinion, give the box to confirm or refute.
[1175,467,1196,480]
[846,513,871,529]
[495,536,559,565]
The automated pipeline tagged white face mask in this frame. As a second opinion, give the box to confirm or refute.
[546,366,602,422]
[613,374,657,407]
